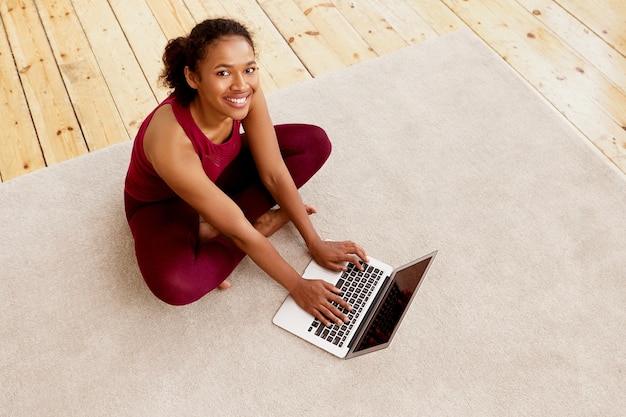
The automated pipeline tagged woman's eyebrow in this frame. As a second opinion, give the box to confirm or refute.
[213,60,257,70]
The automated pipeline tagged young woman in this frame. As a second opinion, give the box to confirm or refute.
[124,18,367,326]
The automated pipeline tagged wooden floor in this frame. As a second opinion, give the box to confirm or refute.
[1,0,625,182]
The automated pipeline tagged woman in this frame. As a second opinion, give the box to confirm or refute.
[124,18,367,326]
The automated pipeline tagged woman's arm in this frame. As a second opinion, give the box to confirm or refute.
[144,105,350,326]
[143,105,299,283]
[242,89,368,270]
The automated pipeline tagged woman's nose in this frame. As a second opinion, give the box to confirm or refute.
[231,73,247,91]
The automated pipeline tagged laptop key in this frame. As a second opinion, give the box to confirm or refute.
[307,259,388,345]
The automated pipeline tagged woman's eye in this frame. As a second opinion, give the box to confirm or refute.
[245,67,257,74]
[217,70,230,77]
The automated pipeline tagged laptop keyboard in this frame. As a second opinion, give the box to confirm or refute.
[307,261,385,348]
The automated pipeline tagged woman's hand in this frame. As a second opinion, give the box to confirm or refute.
[308,240,369,272]
[289,278,352,327]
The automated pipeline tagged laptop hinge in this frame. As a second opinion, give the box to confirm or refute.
[347,274,392,350]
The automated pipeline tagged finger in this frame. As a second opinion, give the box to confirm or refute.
[350,254,365,270]
[322,249,357,271]
[330,305,348,324]
[347,244,369,266]
[324,286,351,319]
[333,294,352,313]
[336,243,364,269]
[328,295,351,319]
[344,241,364,255]
[316,290,348,324]
[323,281,342,294]
[354,246,369,263]
[318,304,343,326]
[321,260,346,272]
[336,252,364,270]
[312,309,332,327]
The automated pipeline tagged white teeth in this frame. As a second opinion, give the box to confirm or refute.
[225,97,247,104]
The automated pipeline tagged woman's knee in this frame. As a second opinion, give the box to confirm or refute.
[142,267,212,306]
[298,124,332,162]
[276,124,331,157]
[304,124,332,159]
[275,124,332,183]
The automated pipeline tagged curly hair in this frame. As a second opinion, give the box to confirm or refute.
[159,18,255,107]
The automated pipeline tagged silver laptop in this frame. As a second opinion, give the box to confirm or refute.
[273,250,438,359]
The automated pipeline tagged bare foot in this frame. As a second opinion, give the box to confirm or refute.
[205,205,316,291]
[199,220,220,244]
[305,204,317,215]
[254,204,317,237]
[218,280,232,290]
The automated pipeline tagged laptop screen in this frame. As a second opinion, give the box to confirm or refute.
[351,253,435,354]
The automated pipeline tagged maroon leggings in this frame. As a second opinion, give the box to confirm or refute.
[124,124,331,305]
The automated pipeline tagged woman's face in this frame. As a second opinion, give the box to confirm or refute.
[186,35,259,121]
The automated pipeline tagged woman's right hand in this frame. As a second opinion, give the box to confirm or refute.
[289,278,352,327]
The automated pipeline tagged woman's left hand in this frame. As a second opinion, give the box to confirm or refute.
[309,239,369,272]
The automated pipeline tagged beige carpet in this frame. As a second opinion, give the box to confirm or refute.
[1,29,625,416]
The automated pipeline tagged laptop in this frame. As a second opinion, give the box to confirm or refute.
[273,250,438,359]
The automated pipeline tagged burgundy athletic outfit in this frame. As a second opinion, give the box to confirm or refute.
[124,95,331,305]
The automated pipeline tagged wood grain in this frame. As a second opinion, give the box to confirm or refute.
[1,0,624,181]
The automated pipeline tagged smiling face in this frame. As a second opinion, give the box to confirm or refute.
[185,35,259,123]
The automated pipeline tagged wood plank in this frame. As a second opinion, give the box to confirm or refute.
[614,154,626,174]
[142,0,196,99]
[108,0,170,102]
[330,0,409,55]
[256,0,346,76]
[182,0,228,20]
[71,0,157,137]
[145,0,197,39]
[0,12,45,181]
[441,0,626,165]
[554,0,626,56]
[482,0,626,145]
[516,0,626,91]
[1,0,87,167]
[292,0,379,65]
[404,0,467,34]
[1,0,625,180]
[363,0,441,45]
[36,0,129,152]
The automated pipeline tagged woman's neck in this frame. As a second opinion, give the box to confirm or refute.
[189,99,233,144]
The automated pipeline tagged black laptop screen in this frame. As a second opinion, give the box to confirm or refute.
[352,255,433,353]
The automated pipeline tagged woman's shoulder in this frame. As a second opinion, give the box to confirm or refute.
[147,95,188,129]
[143,102,191,159]
[146,104,184,138]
